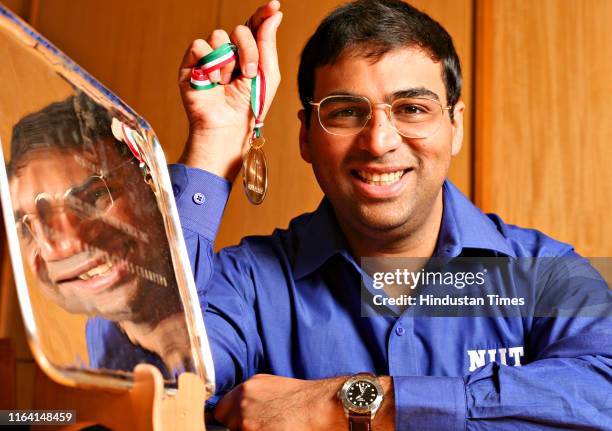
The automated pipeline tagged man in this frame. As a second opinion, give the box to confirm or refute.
[174,0,611,429]
[8,92,193,378]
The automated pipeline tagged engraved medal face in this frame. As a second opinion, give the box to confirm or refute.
[243,143,268,205]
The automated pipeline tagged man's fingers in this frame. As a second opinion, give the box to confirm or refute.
[246,0,281,33]
[208,29,233,83]
[178,39,212,83]
[179,1,282,85]
[257,11,283,93]
[249,8,283,118]
[230,25,259,79]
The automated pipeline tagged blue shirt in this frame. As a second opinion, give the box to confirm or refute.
[91,164,612,430]
[86,316,171,379]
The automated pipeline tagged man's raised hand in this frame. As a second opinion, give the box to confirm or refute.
[178,1,282,181]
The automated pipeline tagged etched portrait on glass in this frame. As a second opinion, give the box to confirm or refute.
[0,5,214,394]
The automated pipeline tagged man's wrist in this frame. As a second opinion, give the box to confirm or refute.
[336,374,395,430]
[313,377,348,429]
[374,377,394,429]
[179,127,249,181]
[169,164,232,241]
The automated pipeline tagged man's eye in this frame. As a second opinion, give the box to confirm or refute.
[330,107,365,118]
[396,104,426,115]
[81,187,112,211]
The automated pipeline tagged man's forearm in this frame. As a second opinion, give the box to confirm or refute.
[213,374,396,430]
[312,375,395,430]
[179,129,249,182]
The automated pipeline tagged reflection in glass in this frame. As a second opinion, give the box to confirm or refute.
[7,92,192,381]
[1,3,213,395]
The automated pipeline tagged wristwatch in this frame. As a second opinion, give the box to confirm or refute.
[338,373,384,431]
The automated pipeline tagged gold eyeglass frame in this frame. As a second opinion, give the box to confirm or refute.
[309,95,453,138]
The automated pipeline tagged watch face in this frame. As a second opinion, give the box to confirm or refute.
[346,380,379,408]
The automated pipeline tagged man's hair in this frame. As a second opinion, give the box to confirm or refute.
[8,92,130,176]
[298,0,462,123]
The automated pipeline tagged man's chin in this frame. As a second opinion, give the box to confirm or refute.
[89,287,142,321]
[49,279,141,321]
[53,299,134,321]
[353,202,415,233]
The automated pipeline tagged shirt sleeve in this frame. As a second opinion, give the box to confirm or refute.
[169,164,231,242]
[392,254,612,431]
[169,164,263,407]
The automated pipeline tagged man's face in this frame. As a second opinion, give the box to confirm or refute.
[299,47,464,241]
[9,144,171,321]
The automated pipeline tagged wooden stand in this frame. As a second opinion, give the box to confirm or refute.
[31,364,206,431]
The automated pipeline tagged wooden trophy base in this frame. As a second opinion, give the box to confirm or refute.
[32,364,206,431]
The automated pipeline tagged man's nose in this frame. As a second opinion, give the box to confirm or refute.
[356,108,402,157]
[31,210,83,261]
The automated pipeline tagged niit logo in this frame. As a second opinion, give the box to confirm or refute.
[467,346,524,372]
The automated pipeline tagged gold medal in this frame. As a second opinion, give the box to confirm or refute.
[192,43,269,205]
[242,137,268,205]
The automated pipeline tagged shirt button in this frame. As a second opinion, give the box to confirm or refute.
[192,192,206,205]
[172,185,180,196]
[395,326,405,336]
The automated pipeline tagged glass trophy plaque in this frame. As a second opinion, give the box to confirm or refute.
[0,5,215,396]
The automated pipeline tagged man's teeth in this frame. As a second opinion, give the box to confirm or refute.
[78,262,112,280]
[357,170,404,184]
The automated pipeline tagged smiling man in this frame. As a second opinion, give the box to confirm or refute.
[299,47,462,259]
[173,1,611,429]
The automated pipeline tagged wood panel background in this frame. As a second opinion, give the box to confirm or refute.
[474,0,612,256]
[27,0,473,250]
[0,0,472,408]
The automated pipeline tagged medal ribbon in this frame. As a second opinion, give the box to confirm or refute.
[190,43,266,139]
[120,123,144,164]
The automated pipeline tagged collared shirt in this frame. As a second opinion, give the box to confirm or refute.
[170,163,612,430]
[87,315,171,379]
[90,164,612,430]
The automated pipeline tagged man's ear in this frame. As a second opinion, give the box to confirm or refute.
[298,109,312,164]
[450,101,465,156]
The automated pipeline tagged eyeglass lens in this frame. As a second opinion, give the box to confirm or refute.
[317,95,444,138]
[17,176,113,244]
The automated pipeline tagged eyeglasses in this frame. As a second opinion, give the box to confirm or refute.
[16,175,114,245]
[309,95,452,138]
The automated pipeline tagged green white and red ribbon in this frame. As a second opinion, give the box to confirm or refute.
[250,64,266,139]
[191,42,266,140]
[190,68,215,90]
[190,43,235,90]
[110,117,144,165]
[120,123,144,164]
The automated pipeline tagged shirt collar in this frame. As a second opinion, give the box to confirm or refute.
[438,180,516,258]
[293,179,516,279]
[293,198,350,280]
